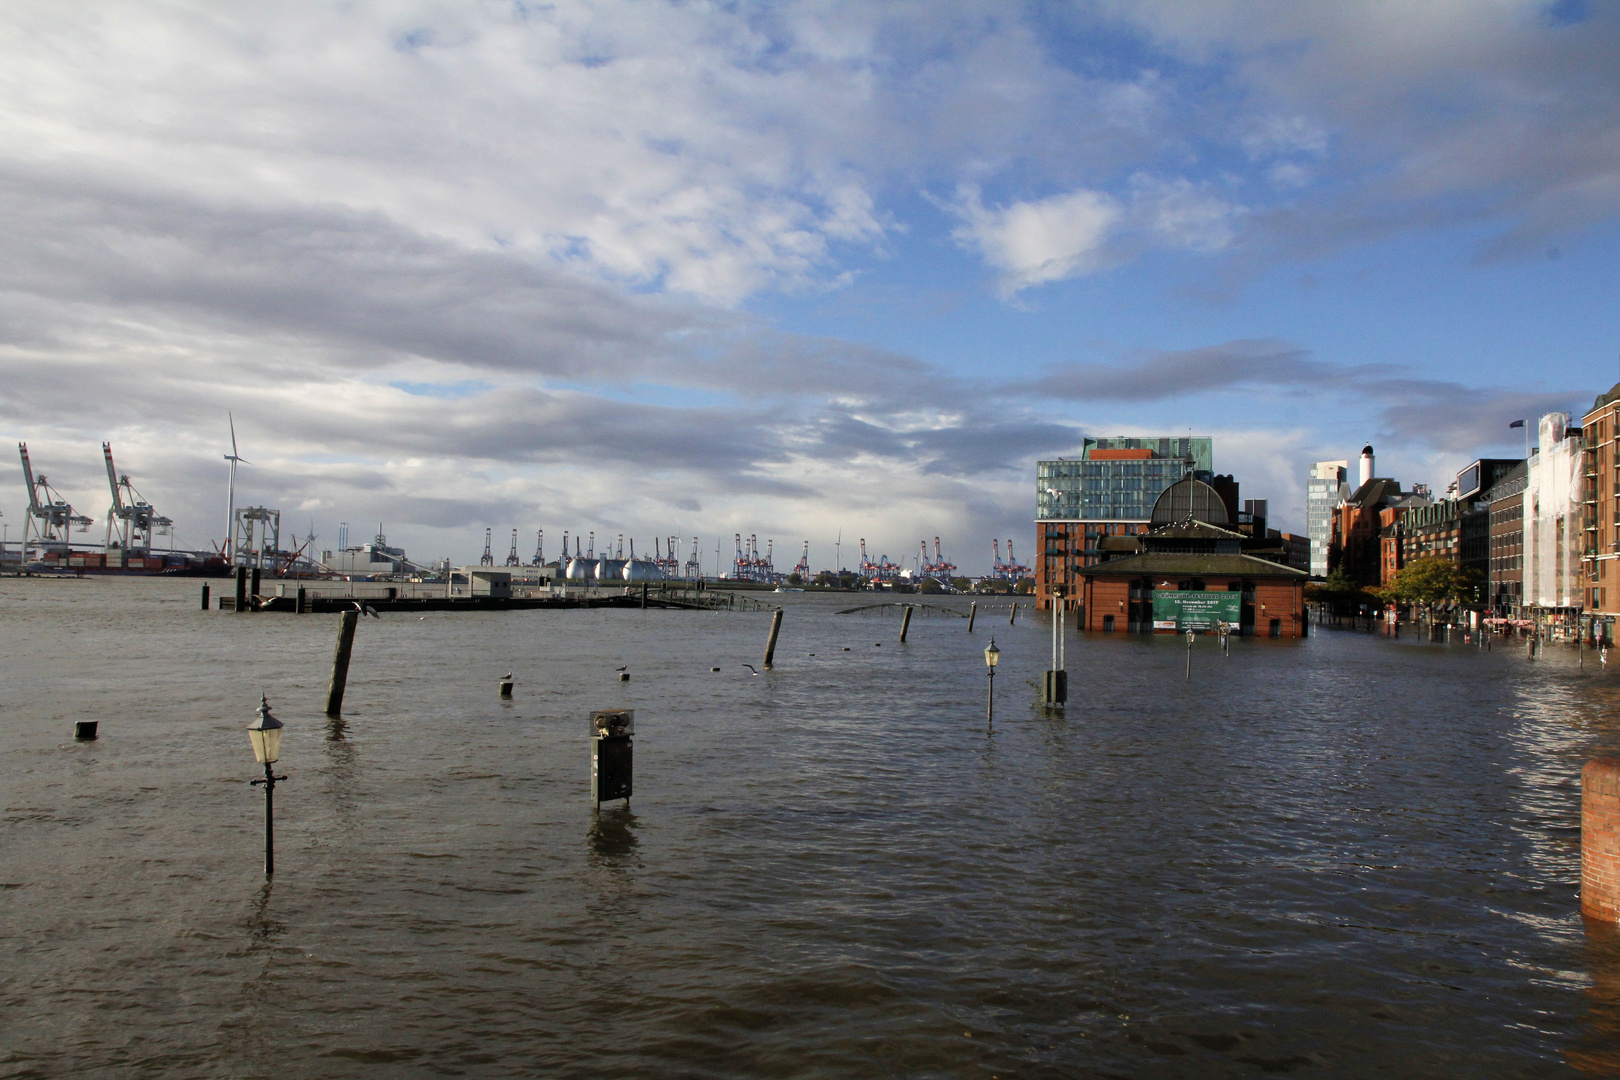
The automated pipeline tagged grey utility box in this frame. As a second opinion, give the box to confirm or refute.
[590,709,634,806]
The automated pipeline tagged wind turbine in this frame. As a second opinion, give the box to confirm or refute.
[224,413,250,564]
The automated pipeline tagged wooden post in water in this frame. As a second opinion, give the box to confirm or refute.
[250,568,261,611]
[325,610,360,717]
[967,601,977,632]
[899,604,913,643]
[762,609,783,669]
[200,584,210,611]
[641,582,648,609]
[234,567,247,613]
[1009,603,1018,626]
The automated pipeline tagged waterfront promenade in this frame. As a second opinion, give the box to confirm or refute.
[2,576,1618,1077]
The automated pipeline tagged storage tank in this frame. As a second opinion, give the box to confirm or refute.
[596,559,626,580]
[565,558,592,581]
[623,558,664,581]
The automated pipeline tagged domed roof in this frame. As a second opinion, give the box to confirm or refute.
[1362,444,1374,456]
[1149,477,1230,527]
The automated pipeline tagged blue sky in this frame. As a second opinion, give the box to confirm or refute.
[0,1,1616,570]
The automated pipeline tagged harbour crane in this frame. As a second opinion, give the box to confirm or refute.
[479,528,494,566]
[531,529,545,567]
[684,536,702,581]
[102,442,172,558]
[18,443,92,560]
[793,541,810,579]
[505,529,521,567]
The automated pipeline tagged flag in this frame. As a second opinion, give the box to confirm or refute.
[1509,419,1525,428]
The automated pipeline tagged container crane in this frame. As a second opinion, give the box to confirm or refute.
[1003,539,1030,580]
[479,528,494,566]
[505,529,522,567]
[685,536,702,581]
[101,442,173,558]
[531,529,545,567]
[793,541,810,579]
[18,443,92,560]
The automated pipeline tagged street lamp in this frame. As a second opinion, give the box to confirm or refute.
[984,637,1000,725]
[246,695,287,876]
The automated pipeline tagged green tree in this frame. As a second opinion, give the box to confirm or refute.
[1375,557,1480,618]
[786,572,803,586]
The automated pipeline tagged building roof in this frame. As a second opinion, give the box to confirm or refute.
[1345,477,1405,507]
[1149,477,1231,526]
[1594,382,1620,413]
[1082,552,1309,579]
[1147,519,1246,541]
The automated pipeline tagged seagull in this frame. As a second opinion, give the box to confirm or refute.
[501,672,513,680]
[742,663,759,675]
[614,665,628,672]
[346,601,380,619]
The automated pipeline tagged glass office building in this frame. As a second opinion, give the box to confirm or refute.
[1037,437,1213,521]
[1305,460,1350,578]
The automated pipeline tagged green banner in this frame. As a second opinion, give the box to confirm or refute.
[1152,590,1241,632]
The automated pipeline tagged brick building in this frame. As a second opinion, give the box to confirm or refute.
[1035,436,1238,612]
[1484,461,1528,617]
[1585,386,1620,640]
[1072,477,1308,636]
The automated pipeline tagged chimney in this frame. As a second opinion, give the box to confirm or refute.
[1359,444,1375,487]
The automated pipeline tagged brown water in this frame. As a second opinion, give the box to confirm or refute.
[4,577,1620,1078]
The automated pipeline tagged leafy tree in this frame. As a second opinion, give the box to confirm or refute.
[1374,557,1480,618]
[786,572,803,586]
[813,570,836,588]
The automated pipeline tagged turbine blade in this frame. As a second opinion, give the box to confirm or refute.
[229,413,239,458]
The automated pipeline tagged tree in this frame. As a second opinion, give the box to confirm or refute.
[813,570,836,589]
[1374,557,1480,619]
[786,572,803,586]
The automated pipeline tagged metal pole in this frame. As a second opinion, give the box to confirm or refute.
[264,766,275,876]
[986,668,994,726]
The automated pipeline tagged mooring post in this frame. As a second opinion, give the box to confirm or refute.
[1009,603,1018,626]
[1583,759,1620,920]
[899,604,913,643]
[763,609,784,669]
[325,610,360,717]
[967,601,977,632]
[296,586,306,614]
[201,584,210,611]
[641,582,648,609]
[250,567,262,611]
[234,566,247,613]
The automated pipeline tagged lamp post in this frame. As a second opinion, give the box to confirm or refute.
[246,695,287,876]
[984,637,1000,726]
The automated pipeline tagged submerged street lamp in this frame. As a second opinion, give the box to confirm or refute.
[984,637,1001,726]
[246,695,287,876]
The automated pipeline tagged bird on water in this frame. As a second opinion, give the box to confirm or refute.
[741,664,759,675]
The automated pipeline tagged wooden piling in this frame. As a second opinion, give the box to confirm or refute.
[200,584,210,611]
[1009,603,1018,626]
[295,586,306,614]
[325,610,360,717]
[234,567,247,613]
[967,601,977,632]
[763,609,784,669]
[899,604,913,643]
[250,568,262,611]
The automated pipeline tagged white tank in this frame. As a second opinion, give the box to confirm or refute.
[623,558,664,581]
[596,559,626,580]
[565,558,591,580]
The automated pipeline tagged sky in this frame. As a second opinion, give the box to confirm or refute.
[1,0,1617,573]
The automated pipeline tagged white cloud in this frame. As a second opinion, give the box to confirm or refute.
[951,185,1122,295]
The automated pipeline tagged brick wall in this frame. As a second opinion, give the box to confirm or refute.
[1584,758,1620,920]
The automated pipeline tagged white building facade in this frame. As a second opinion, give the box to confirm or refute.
[1524,412,1585,614]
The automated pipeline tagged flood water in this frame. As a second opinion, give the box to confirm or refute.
[7,577,1620,1078]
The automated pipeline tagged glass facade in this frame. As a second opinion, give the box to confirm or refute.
[1037,437,1213,521]
[1306,461,1349,578]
